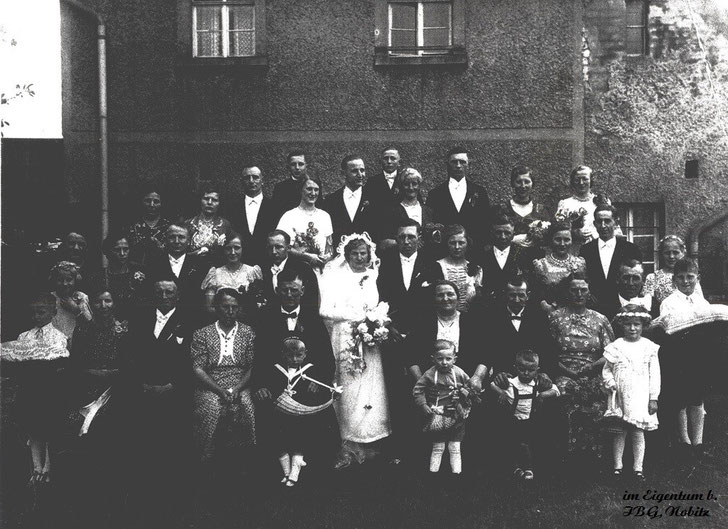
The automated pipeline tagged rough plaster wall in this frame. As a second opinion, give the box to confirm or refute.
[60,0,581,231]
[98,0,576,131]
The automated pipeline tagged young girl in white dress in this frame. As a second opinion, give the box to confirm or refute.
[602,304,660,481]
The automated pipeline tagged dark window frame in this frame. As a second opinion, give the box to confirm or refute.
[374,0,467,67]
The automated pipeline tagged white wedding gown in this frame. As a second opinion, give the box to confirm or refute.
[319,263,391,445]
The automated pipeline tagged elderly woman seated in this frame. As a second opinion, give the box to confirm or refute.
[191,289,257,469]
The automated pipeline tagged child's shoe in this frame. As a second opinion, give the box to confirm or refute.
[611,469,622,482]
[633,470,646,483]
[513,468,525,480]
[523,470,534,481]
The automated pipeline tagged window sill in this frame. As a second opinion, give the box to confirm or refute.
[178,56,269,70]
[374,47,467,67]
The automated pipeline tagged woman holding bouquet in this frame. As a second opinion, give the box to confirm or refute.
[319,233,391,467]
[502,165,549,243]
[277,176,333,271]
[185,186,233,266]
[556,165,598,248]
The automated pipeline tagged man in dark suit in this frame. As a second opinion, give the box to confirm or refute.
[233,165,279,266]
[323,154,376,247]
[477,214,529,307]
[579,204,642,315]
[485,275,558,377]
[367,147,402,211]
[271,150,316,216]
[600,259,652,320]
[146,224,207,313]
[121,279,193,519]
[261,230,319,312]
[378,219,442,338]
[377,219,442,464]
[426,147,491,248]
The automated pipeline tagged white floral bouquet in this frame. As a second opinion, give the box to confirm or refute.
[340,302,391,375]
[513,219,551,248]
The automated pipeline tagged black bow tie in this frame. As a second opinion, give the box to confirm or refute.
[510,314,522,320]
[283,311,298,319]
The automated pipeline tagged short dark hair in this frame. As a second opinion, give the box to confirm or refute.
[29,291,57,308]
[224,232,243,247]
[214,288,241,306]
[341,154,364,172]
[287,150,307,161]
[594,203,617,219]
[569,165,592,186]
[381,146,400,156]
[510,165,532,186]
[298,175,323,194]
[199,183,222,198]
[491,213,515,228]
[241,164,261,175]
[515,350,539,365]
[619,258,644,273]
[673,258,699,275]
[139,184,163,201]
[397,218,422,233]
[432,279,460,298]
[267,229,291,245]
[277,268,304,285]
[167,224,190,237]
[447,146,468,158]
[101,232,129,258]
[506,274,529,290]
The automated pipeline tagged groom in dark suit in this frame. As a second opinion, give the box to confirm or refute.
[426,147,491,248]
[233,165,279,266]
[579,204,642,315]
[323,154,376,247]
[377,218,442,465]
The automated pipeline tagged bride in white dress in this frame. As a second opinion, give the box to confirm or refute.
[319,233,391,466]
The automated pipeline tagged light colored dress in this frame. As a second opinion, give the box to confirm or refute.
[185,215,232,253]
[436,259,483,312]
[201,264,262,293]
[531,254,586,306]
[277,207,333,257]
[319,263,391,445]
[602,338,660,431]
[557,195,597,241]
[52,291,92,344]
[644,269,704,307]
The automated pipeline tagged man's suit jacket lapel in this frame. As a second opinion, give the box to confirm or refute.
[606,239,625,282]
[157,309,181,342]
[253,197,274,239]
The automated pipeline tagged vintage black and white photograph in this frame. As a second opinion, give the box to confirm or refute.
[2,0,728,527]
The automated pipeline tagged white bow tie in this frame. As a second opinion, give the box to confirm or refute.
[401,255,416,263]
[271,265,282,274]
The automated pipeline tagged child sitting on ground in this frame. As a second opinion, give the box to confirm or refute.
[413,339,478,475]
[602,304,660,481]
[1,292,70,486]
[490,350,560,481]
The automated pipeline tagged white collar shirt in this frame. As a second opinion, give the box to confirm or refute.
[399,251,418,291]
[619,293,652,310]
[271,257,288,291]
[281,306,300,332]
[384,171,397,189]
[598,237,617,279]
[448,178,467,212]
[344,186,362,222]
[401,202,423,225]
[493,246,511,270]
[154,308,176,339]
[245,194,262,235]
[509,308,525,332]
[216,321,238,365]
[436,314,460,352]
[168,253,186,278]
[509,199,534,218]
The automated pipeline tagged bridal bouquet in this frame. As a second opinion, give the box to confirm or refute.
[555,206,587,229]
[293,222,321,255]
[513,219,551,248]
[340,302,391,375]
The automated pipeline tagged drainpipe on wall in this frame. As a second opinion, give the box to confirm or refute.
[61,0,108,263]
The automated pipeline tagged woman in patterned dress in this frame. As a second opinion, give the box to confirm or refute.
[69,290,127,448]
[643,235,703,308]
[549,272,614,457]
[191,289,256,462]
[200,233,262,321]
[185,185,233,266]
[531,221,586,311]
[435,225,482,312]
[125,187,171,267]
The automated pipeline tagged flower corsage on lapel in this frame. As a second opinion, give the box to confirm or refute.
[468,191,479,207]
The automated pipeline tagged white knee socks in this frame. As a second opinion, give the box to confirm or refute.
[688,405,705,445]
[288,454,306,483]
[278,453,291,480]
[429,442,446,472]
[448,441,462,474]
[678,408,690,444]
[613,430,627,470]
[631,430,645,472]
